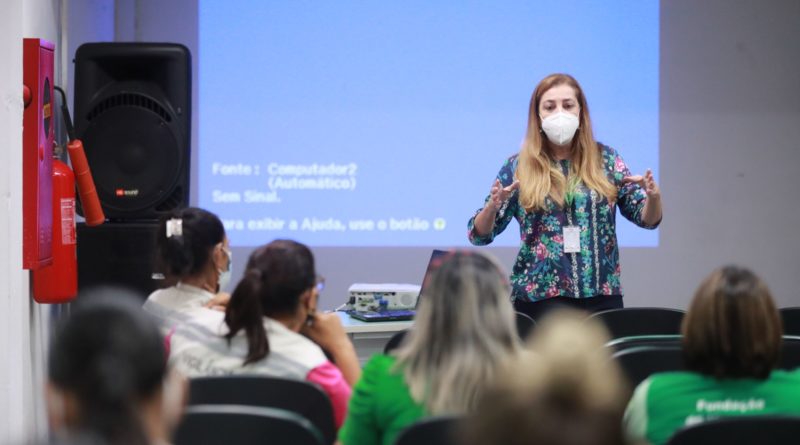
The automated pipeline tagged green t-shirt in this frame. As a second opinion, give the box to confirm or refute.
[339,354,427,445]
[624,369,800,445]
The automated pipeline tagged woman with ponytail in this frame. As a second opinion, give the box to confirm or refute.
[167,239,360,428]
[144,207,232,331]
[45,290,185,445]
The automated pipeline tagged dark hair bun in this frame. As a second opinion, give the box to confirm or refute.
[156,207,225,278]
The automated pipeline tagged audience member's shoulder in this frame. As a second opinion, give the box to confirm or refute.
[364,353,396,371]
[181,307,227,332]
[770,367,800,382]
[361,354,400,380]
[145,285,172,300]
[634,371,705,396]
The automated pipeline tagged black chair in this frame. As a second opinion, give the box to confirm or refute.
[606,334,682,352]
[612,336,800,383]
[174,404,324,445]
[612,345,685,388]
[589,307,685,339]
[394,416,461,445]
[188,375,335,445]
[515,311,536,340]
[384,329,409,354]
[780,307,800,336]
[667,415,800,445]
[781,336,800,370]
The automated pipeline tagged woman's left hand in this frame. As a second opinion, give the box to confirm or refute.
[303,312,362,385]
[623,168,660,199]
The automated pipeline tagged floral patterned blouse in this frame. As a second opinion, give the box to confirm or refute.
[468,144,660,302]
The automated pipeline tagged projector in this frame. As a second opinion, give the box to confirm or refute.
[348,283,421,311]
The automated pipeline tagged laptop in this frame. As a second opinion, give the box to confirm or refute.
[347,249,448,322]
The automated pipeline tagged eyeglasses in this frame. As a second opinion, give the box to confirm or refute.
[315,275,326,293]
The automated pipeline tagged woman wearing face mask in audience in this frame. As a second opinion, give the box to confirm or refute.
[468,73,662,321]
[144,207,232,331]
[44,291,185,445]
[168,239,360,429]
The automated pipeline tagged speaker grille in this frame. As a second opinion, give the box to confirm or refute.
[86,92,173,124]
[74,42,191,220]
[154,186,185,212]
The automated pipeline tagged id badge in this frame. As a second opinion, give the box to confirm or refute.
[563,226,581,253]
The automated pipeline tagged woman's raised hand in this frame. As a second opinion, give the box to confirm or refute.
[490,179,520,211]
[623,169,660,199]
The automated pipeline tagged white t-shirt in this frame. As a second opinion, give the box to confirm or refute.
[168,310,328,379]
[143,282,216,331]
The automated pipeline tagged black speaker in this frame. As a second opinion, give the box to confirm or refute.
[74,42,191,220]
[77,222,170,298]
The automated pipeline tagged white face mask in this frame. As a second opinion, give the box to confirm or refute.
[218,248,232,291]
[541,111,580,146]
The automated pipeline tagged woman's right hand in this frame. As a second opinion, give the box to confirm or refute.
[490,179,520,211]
[473,179,520,237]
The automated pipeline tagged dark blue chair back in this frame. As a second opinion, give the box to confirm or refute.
[394,416,461,445]
[780,307,800,336]
[174,404,324,445]
[384,329,409,354]
[590,307,685,339]
[515,311,536,340]
[667,415,800,445]
[612,345,685,388]
[188,375,335,444]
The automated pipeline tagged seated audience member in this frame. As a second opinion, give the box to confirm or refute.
[461,310,629,445]
[624,265,800,445]
[168,239,360,428]
[338,250,521,445]
[45,290,185,445]
[143,207,232,330]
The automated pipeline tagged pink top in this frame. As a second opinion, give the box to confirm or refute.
[307,361,352,428]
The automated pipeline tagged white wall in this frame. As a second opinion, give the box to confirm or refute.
[0,0,67,440]
[65,0,115,109]
[0,0,29,438]
[633,0,800,309]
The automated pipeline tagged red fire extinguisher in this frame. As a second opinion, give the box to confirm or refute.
[31,86,105,303]
[32,157,77,301]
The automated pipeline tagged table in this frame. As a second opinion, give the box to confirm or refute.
[335,311,413,364]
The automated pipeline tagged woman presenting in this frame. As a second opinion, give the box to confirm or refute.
[468,73,661,320]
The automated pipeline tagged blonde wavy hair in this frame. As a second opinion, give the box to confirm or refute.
[461,310,629,445]
[516,73,617,211]
[393,251,520,414]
